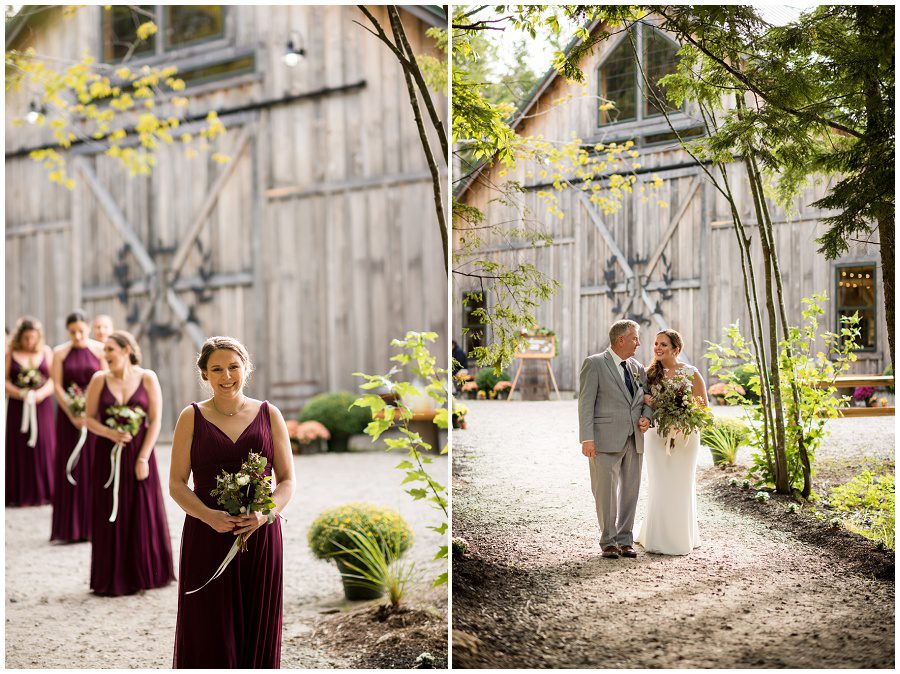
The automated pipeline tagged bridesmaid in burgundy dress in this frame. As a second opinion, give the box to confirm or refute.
[170,336,295,668]
[5,316,57,506]
[50,310,106,542]
[83,330,174,596]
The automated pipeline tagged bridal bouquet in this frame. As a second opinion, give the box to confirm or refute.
[16,368,46,447]
[186,451,278,595]
[64,384,89,485]
[102,404,148,521]
[650,370,713,454]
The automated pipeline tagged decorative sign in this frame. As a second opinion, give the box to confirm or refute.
[516,335,556,360]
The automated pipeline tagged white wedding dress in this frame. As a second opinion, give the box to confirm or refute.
[635,366,701,555]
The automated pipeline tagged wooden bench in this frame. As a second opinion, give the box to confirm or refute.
[816,374,894,417]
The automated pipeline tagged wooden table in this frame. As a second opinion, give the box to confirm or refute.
[816,374,894,417]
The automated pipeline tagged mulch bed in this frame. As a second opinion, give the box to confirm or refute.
[312,604,447,669]
[699,465,894,581]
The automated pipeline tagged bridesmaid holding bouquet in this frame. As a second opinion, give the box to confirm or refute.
[83,330,174,596]
[170,336,295,668]
[5,316,57,506]
[50,310,105,542]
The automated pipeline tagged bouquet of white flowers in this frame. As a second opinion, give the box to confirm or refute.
[650,370,713,454]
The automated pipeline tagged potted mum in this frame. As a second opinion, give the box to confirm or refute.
[308,502,413,600]
[287,420,330,454]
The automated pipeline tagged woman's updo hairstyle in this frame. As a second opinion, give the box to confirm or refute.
[196,336,254,383]
[65,309,88,327]
[647,329,684,386]
[10,316,45,352]
[109,330,142,365]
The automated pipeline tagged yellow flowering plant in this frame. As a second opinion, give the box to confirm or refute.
[308,502,412,561]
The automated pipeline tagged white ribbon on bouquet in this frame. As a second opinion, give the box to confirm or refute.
[184,533,247,595]
[103,442,125,522]
[19,390,39,448]
[65,425,90,485]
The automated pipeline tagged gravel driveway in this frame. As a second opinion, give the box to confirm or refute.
[6,446,447,668]
[452,400,894,668]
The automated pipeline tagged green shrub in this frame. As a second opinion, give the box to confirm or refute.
[308,502,413,560]
[701,417,749,465]
[299,392,371,451]
[474,368,510,393]
[331,527,414,608]
[828,471,894,550]
[730,363,761,404]
[884,364,894,393]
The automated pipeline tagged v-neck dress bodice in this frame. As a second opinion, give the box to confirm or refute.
[173,400,283,668]
[6,354,55,506]
[51,347,103,541]
[90,375,174,596]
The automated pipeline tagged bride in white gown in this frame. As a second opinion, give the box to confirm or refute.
[635,329,708,555]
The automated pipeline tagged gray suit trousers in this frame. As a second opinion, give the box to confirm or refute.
[588,434,642,548]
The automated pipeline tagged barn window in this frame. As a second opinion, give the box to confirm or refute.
[102,6,227,62]
[462,291,487,358]
[836,264,877,350]
[598,25,682,126]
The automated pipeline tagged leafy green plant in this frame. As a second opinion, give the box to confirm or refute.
[298,392,371,452]
[707,294,860,494]
[701,417,749,465]
[308,503,412,560]
[451,537,468,557]
[474,367,510,393]
[353,332,448,586]
[828,471,895,550]
[754,491,770,502]
[884,364,894,393]
[330,526,415,608]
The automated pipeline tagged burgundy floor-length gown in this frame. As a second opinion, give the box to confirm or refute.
[50,347,102,541]
[90,378,174,596]
[173,401,283,669]
[6,355,56,506]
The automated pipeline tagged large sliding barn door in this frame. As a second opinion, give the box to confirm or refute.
[576,169,705,374]
[73,120,261,434]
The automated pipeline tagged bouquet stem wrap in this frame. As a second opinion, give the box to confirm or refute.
[65,427,90,485]
[103,442,125,522]
[19,390,38,447]
[185,533,249,595]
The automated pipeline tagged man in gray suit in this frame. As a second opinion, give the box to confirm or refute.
[578,319,653,559]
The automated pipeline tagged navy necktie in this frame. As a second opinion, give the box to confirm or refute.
[621,361,635,397]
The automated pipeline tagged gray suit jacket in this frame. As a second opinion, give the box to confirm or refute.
[578,349,654,454]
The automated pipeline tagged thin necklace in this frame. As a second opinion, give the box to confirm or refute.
[213,395,246,417]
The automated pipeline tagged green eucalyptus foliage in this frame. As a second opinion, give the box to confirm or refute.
[353,332,448,587]
[706,293,860,492]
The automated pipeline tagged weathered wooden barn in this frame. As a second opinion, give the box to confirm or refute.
[6,5,448,435]
[455,17,888,391]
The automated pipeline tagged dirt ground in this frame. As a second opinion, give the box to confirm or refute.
[452,400,895,668]
[5,446,447,668]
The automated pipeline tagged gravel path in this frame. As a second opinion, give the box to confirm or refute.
[6,446,447,668]
[452,400,894,668]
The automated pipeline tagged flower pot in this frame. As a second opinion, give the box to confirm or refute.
[296,438,327,454]
[335,558,384,600]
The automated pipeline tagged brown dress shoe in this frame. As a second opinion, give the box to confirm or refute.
[601,545,620,558]
[619,545,638,558]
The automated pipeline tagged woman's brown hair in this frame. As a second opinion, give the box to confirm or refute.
[646,329,684,386]
[108,330,142,365]
[9,316,45,353]
[196,336,254,382]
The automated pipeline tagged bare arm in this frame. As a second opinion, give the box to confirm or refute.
[232,404,296,536]
[5,350,22,399]
[35,347,56,403]
[692,371,708,407]
[168,405,241,533]
[133,370,162,480]
[51,344,78,424]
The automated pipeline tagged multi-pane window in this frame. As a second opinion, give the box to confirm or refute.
[598,25,681,126]
[836,264,877,350]
[102,6,226,62]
